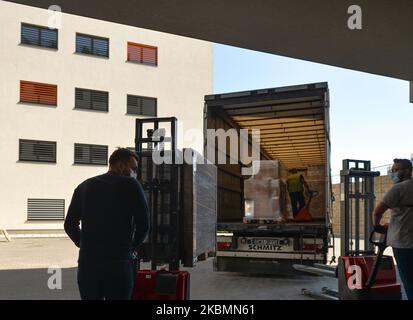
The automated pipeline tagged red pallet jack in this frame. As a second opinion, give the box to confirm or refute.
[132,268,190,300]
[299,227,401,300]
[295,160,401,300]
[337,225,401,300]
[294,190,319,222]
[131,118,190,300]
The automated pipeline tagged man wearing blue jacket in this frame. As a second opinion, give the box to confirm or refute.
[65,148,150,300]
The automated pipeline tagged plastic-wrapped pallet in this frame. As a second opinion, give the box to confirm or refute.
[284,204,294,220]
[244,160,287,222]
[249,160,288,180]
[181,149,217,267]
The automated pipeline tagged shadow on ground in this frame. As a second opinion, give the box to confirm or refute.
[0,260,338,300]
[0,267,80,300]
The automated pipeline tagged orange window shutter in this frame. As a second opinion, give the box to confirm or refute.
[20,81,57,106]
[127,42,158,65]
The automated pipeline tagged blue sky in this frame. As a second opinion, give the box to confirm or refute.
[213,44,413,177]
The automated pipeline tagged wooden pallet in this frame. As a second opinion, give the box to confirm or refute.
[195,250,215,262]
[243,217,285,224]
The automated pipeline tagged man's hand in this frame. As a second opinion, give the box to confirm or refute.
[373,224,388,234]
[306,189,317,197]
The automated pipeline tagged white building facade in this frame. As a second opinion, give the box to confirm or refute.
[0,1,213,234]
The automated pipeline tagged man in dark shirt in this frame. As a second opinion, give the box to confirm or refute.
[64,148,150,300]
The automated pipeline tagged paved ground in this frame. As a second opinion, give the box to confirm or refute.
[0,238,341,300]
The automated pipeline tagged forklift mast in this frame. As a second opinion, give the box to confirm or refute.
[340,159,380,256]
[135,117,181,270]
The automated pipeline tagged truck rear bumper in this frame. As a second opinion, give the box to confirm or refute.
[215,256,325,275]
[216,250,325,261]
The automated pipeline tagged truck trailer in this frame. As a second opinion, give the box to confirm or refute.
[204,82,332,274]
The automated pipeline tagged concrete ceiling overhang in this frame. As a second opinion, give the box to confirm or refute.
[4,0,413,82]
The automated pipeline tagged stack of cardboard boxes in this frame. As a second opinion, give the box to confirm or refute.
[305,165,326,220]
[244,161,326,222]
[244,161,287,223]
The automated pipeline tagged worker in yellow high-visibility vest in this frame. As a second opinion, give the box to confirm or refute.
[287,168,310,218]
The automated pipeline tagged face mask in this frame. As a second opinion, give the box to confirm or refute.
[390,172,400,184]
[130,170,137,180]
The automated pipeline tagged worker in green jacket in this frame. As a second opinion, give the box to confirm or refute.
[287,168,310,218]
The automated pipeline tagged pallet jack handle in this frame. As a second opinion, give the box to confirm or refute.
[305,189,319,210]
[365,224,388,289]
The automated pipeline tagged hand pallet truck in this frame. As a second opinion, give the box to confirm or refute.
[295,160,401,300]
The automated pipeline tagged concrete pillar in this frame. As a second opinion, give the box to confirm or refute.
[410,81,413,103]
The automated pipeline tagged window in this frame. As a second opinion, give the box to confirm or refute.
[19,139,57,163]
[127,95,157,116]
[74,144,108,165]
[75,88,109,112]
[27,199,65,221]
[21,23,58,49]
[127,42,158,65]
[76,33,109,57]
[20,81,58,106]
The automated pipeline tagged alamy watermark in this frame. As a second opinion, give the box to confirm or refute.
[148,127,261,176]
[48,5,63,29]
[347,5,362,30]
[347,264,363,290]
[47,266,62,290]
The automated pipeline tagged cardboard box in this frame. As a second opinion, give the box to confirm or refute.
[244,175,286,221]
[249,160,288,180]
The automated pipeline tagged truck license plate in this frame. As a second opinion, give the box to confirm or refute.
[238,237,292,252]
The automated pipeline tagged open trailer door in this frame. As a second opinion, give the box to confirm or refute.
[204,82,332,273]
